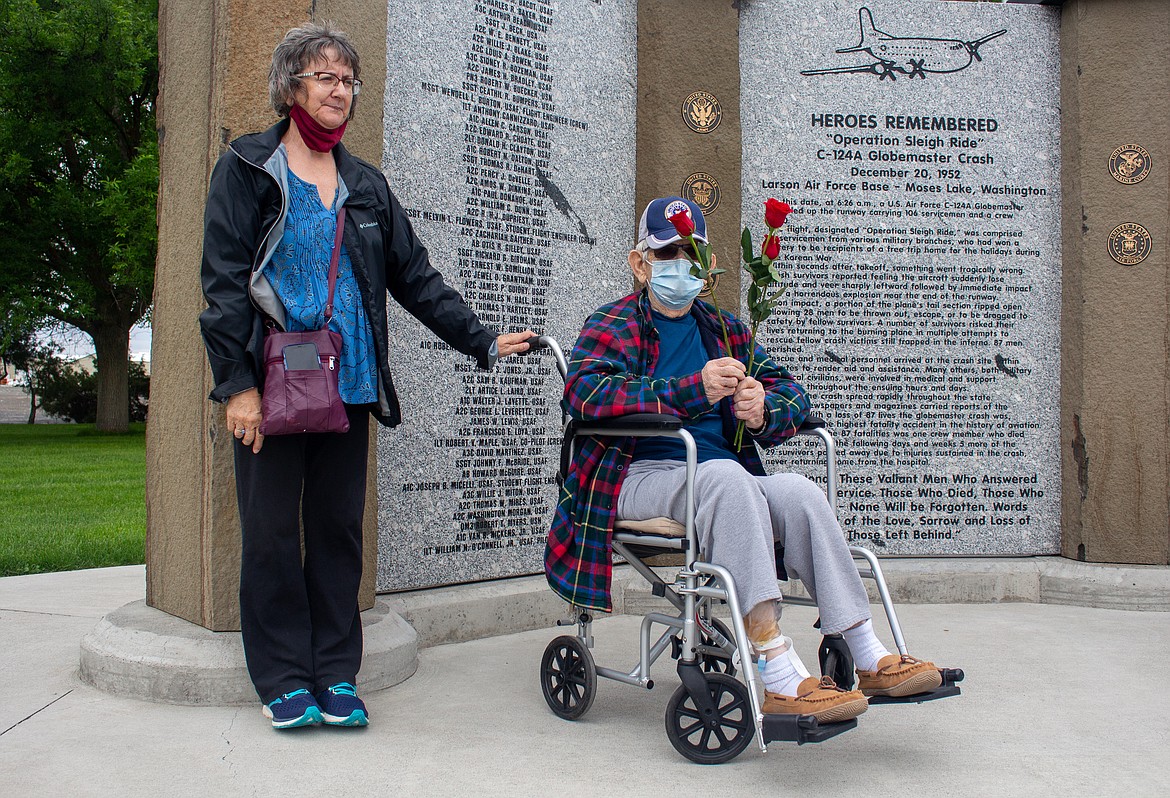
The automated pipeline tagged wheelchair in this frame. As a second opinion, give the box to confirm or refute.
[529,335,963,764]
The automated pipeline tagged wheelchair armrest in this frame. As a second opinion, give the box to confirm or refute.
[559,414,684,484]
[798,414,827,432]
[575,413,682,434]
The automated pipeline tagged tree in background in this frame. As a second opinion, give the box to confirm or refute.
[0,0,158,432]
[0,315,57,423]
[34,355,150,424]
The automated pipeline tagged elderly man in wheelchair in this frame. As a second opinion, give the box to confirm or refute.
[541,197,956,761]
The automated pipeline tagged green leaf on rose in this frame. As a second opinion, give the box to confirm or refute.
[741,227,753,264]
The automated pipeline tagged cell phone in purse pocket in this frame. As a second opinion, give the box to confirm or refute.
[282,342,322,371]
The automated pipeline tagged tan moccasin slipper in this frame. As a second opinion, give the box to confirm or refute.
[856,654,943,697]
[763,676,869,723]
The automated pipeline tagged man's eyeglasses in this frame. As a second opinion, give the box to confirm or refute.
[293,71,363,95]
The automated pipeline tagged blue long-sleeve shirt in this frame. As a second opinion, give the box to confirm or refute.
[262,169,378,404]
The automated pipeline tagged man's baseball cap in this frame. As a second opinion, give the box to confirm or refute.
[637,196,708,249]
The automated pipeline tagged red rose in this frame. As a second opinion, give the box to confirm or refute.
[764,234,781,261]
[764,198,792,229]
[668,209,696,238]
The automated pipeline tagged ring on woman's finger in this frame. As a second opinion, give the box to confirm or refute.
[235,428,246,436]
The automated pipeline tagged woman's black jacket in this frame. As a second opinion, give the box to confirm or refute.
[199,118,497,427]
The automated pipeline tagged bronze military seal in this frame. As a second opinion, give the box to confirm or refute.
[682,91,722,134]
[1108,222,1152,265]
[682,172,720,215]
[1108,144,1152,185]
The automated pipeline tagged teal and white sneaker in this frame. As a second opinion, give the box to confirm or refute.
[316,683,368,727]
[262,689,323,729]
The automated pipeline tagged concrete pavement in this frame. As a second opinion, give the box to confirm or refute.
[1,565,1168,797]
[0,385,66,424]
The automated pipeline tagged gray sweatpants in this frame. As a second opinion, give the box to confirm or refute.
[617,459,871,634]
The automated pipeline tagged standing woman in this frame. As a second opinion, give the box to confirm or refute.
[199,22,533,730]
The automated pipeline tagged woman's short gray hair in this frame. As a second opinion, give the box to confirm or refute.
[269,22,361,119]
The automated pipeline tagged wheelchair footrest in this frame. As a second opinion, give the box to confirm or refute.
[867,668,964,706]
[762,713,857,745]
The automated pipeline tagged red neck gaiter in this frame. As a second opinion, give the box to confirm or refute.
[290,104,347,152]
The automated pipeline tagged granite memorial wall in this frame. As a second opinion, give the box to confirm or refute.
[376,0,636,591]
[740,1,1062,555]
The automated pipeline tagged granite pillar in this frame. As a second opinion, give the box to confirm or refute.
[637,0,743,312]
[1059,0,1170,565]
[147,0,386,630]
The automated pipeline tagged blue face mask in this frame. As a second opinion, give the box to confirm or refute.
[648,257,704,311]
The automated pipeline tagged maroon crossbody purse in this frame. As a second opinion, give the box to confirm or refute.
[258,206,351,436]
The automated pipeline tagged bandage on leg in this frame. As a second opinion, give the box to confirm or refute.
[745,600,786,655]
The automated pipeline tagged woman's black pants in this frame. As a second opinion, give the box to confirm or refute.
[232,405,369,704]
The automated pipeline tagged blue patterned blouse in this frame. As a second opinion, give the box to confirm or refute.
[262,169,378,405]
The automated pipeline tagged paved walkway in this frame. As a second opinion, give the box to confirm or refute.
[0,384,67,424]
[1,566,1167,797]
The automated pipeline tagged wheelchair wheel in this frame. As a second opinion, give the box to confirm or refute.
[540,635,597,720]
[699,618,737,677]
[665,673,755,764]
[818,634,855,690]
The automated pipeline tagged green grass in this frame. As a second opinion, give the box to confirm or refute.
[0,423,146,577]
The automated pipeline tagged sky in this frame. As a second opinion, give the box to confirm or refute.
[40,321,153,363]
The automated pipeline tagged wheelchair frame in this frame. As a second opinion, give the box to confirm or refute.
[532,335,961,764]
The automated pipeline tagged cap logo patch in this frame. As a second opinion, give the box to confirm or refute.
[664,199,691,222]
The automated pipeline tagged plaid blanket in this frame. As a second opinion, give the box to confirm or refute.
[544,291,810,611]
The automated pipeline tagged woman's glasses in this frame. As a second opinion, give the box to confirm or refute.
[293,71,363,95]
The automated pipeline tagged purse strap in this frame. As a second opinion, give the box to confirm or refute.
[322,206,347,326]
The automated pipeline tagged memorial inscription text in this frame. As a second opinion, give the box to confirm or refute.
[741,3,1061,555]
[379,0,634,589]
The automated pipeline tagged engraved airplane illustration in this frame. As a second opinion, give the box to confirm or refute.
[802,7,1008,81]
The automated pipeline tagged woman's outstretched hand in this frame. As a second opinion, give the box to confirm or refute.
[496,330,537,358]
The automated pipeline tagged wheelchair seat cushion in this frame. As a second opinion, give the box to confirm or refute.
[614,517,686,537]
[614,517,687,567]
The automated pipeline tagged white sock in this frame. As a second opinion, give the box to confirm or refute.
[840,619,891,672]
[762,638,812,697]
